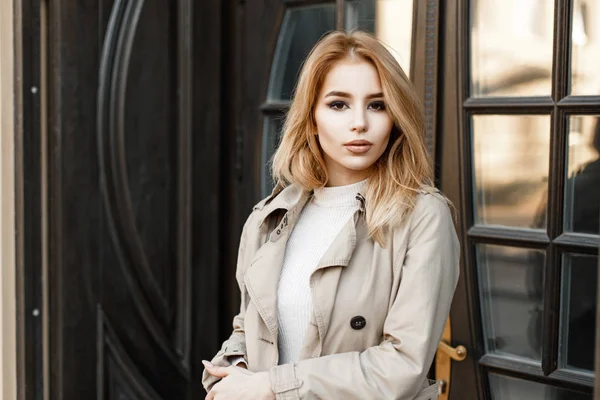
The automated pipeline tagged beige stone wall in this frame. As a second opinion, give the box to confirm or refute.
[0,0,18,398]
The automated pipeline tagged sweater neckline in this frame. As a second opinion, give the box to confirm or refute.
[312,179,368,207]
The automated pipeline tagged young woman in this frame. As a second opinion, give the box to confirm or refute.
[202,30,460,400]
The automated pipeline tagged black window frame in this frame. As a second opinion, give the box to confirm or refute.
[456,0,600,396]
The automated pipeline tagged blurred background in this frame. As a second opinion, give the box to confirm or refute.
[1,0,599,399]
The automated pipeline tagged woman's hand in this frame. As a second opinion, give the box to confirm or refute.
[203,361,275,400]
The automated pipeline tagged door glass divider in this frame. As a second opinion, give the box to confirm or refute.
[553,232,600,250]
[542,108,569,377]
[283,0,336,6]
[467,225,550,245]
[335,0,345,28]
[458,0,489,397]
[480,353,595,390]
[464,97,555,110]
[551,0,571,103]
[558,96,600,108]
[260,101,291,113]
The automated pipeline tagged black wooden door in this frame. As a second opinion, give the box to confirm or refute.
[438,0,600,398]
[41,1,223,398]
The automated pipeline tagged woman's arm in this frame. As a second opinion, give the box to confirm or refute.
[201,313,248,392]
[268,194,460,399]
[201,212,255,392]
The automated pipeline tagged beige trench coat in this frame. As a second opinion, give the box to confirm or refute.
[202,184,460,400]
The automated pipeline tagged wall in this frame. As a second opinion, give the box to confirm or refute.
[0,0,18,398]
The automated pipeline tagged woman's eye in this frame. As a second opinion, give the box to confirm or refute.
[369,101,386,111]
[328,101,348,110]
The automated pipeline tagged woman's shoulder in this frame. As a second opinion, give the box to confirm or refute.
[384,185,453,240]
[414,185,453,215]
[407,186,456,239]
[390,185,454,234]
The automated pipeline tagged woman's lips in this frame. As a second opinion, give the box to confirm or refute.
[344,140,372,154]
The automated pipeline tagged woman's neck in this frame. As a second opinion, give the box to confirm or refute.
[313,179,368,207]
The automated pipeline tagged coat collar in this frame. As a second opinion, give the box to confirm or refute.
[252,184,309,228]
[253,183,366,227]
[243,185,311,345]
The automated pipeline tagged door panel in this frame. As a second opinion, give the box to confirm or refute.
[569,0,600,96]
[98,0,181,339]
[440,0,600,398]
[471,114,551,229]
[488,373,591,400]
[45,0,222,398]
[96,0,191,393]
[559,253,598,372]
[267,4,336,102]
[470,0,554,98]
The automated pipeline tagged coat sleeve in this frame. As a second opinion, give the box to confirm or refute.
[201,212,255,392]
[268,193,460,400]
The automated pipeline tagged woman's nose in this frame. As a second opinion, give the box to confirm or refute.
[350,110,367,133]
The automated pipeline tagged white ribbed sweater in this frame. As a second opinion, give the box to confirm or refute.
[276,179,367,365]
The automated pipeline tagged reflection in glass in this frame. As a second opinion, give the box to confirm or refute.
[565,115,600,234]
[470,0,554,97]
[261,117,285,197]
[268,5,335,101]
[560,253,598,372]
[345,0,414,75]
[472,115,550,228]
[570,0,600,95]
[477,245,545,361]
[489,373,591,400]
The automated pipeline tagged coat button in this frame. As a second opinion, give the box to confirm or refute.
[350,316,366,330]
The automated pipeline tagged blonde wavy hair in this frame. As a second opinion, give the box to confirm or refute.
[271,30,434,246]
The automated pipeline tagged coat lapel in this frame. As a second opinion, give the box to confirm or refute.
[309,210,363,353]
[243,186,311,342]
[243,236,287,341]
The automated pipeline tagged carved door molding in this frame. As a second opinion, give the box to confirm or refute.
[16,0,224,398]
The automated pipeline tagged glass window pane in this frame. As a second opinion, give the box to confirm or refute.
[569,0,600,95]
[477,244,545,361]
[489,373,591,400]
[565,115,600,234]
[472,115,550,229]
[345,0,414,75]
[560,253,598,372]
[261,117,285,197]
[470,0,554,97]
[267,5,335,101]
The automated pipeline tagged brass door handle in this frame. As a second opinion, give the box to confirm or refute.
[435,318,467,399]
[437,341,467,362]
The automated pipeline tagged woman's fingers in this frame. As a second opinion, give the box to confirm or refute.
[205,379,224,400]
[204,369,269,400]
[202,361,231,378]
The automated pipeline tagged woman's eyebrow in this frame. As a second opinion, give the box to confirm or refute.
[324,91,384,99]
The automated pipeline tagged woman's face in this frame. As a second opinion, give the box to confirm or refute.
[314,58,393,187]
